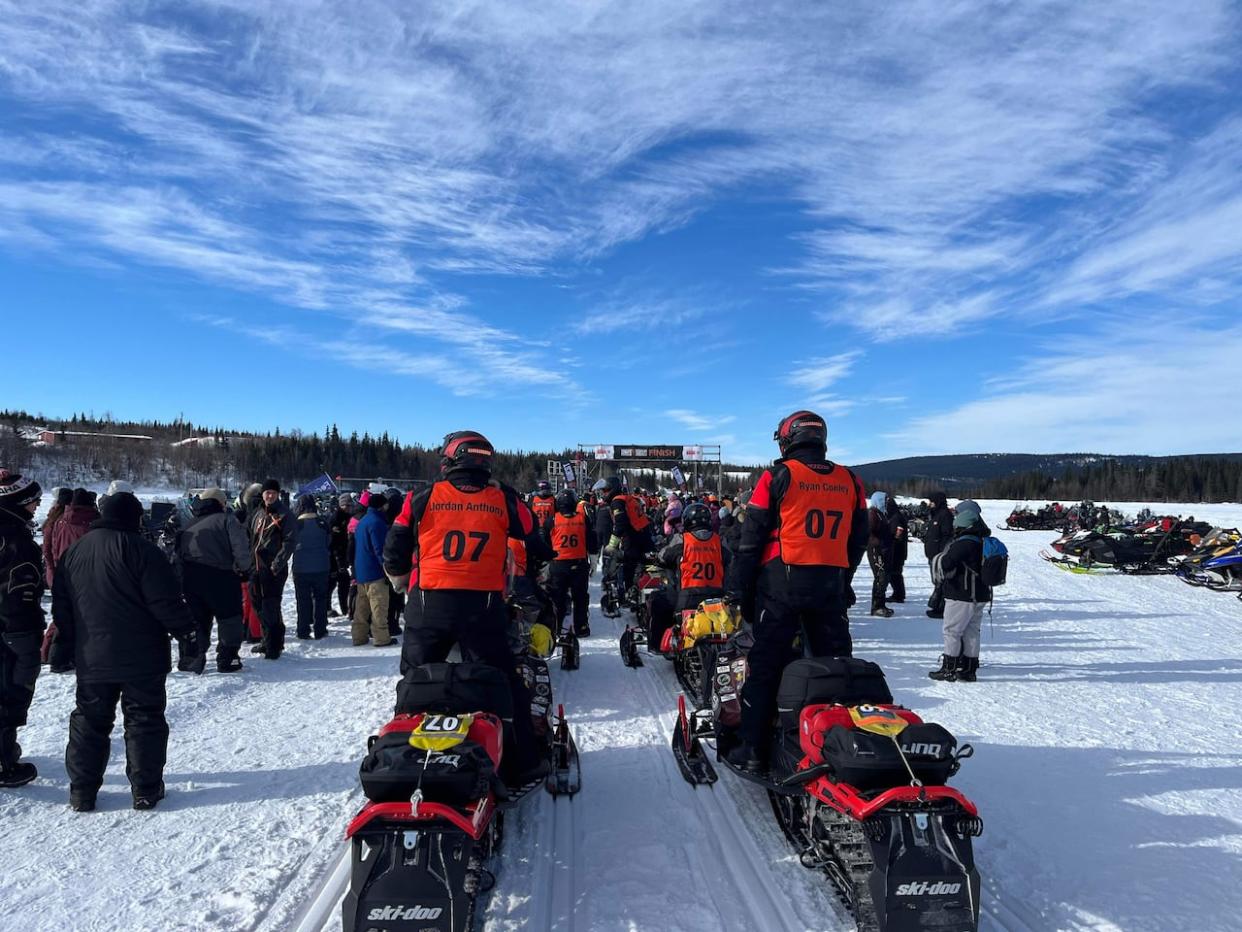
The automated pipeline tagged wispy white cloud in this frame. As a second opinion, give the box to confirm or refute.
[667,409,735,432]
[886,325,1242,455]
[787,351,863,394]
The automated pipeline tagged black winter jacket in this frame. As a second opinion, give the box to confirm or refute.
[938,518,993,604]
[178,500,252,574]
[52,520,195,682]
[0,510,45,636]
[886,501,909,565]
[923,493,954,558]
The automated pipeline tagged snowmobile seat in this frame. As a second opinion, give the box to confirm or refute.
[776,658,893,730]
[395,662,514,719]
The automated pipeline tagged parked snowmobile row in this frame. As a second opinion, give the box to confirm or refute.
[671,648,982,932]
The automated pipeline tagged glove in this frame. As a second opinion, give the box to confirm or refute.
[845,585,857,608]
[48,631,75,673]
[604,535,621,556]
[176,629,206,675]
[236,569,251,582]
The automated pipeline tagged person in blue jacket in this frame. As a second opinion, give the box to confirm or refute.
[351,494,393,647]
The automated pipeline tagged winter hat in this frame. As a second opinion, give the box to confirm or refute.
[0,470,42,511]
[261,478,281,493]
[869,491,888,511]
[338,493,353,508]
[200,487,228,508]
[953,511,978,530]
[369,492,388,511]
[296,493,318,515]
[71,488,96,507]
[106,479,134,496]
[358,490,371,507]
[955,499,982,517]
[55,487,73,507]
[100,490,144,530]
[718,504,732,519]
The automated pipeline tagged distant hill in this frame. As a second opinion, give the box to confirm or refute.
[853,453,1242,494]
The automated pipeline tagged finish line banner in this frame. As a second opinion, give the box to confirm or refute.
[592,444,684,463]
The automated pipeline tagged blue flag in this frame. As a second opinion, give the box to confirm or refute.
[296,472,338,497]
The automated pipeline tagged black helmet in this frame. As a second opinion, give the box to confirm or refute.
[592,476,622,499]
[537,479,552,495]
[555,489,577,515]
[682,502,712,533]
[774,410,827,456]
[440,430,494,475]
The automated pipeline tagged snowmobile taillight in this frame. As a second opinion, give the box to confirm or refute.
[956,815,984,838]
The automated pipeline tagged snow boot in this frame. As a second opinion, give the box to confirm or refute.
[928,654,960,682]
[0,729,36,789]
[958,656,979,682]
[725,743,767,775]
[69,788,97,812]
[925,609,945,619]
[133,781,166,811]
[217,646,243,673]
[870,606,895,618]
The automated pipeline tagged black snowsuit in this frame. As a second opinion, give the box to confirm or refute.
[329,507,352,616]
[247,500,297,658]
[725,450,868,755]
[383,471,554,780]
[886,500,908,602]
[923,493,954,615]
[867,507,892,613]
[543,510,598,636]
[177,500,252,659]
[0,508,45,772]
[607,493,652,593]
[53,517,196,798]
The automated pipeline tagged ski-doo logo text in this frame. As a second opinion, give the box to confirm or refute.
[895,881,962,896]
[366,905,444,921]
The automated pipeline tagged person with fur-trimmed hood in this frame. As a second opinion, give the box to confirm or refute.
[928,500,989,683]
[0,470,45,788]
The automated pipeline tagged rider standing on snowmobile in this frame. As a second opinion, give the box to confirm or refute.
[544,489,598,637]
[383,431,554,783]
[0,471,45,789]
[648,501,730,651]
[723,412,868,773]
[923,491,953,619]
[530,480,556,527]
[929,501,991,683]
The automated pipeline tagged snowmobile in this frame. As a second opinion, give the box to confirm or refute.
[618,563,671,668]
[1042,520,1204,575]
[657,597,743,706]
[1176,534,1242,591]
[672,655,982,932]
[509,579,579,672]
[343,662,581,932]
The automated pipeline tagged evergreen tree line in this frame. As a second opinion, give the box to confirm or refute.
[0,410,757,493]
[884,456,1242,504]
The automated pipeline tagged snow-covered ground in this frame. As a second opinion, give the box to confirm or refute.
[2,500,1239,931]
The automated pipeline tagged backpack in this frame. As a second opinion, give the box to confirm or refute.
[960,535,1008,589]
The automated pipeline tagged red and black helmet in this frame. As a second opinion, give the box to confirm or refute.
[774,410,827,456]
[440,430,495,475]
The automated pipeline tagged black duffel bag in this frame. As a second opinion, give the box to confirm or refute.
[395,662,514,719]
[360,726,500,805]
[823,722,961,790]
[776,658,893,729]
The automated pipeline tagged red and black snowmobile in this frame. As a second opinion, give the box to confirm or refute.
[342,662,580,932]
[618,563,672,668]
[672,655,982,932]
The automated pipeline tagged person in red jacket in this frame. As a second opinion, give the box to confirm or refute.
[383,431,554,783]
[723,411,868,773]
[44,489,99,589]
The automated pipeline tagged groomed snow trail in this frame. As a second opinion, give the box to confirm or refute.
[1,499,1239,930]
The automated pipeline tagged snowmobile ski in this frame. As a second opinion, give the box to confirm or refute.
[670,694,717,786]
[546,704,582,797]
[558,628,579,671]
[619,625,645,668]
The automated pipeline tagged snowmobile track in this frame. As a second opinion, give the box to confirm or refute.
[610,610,840,932]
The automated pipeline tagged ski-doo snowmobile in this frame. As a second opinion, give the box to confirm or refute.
[672,654,982,932]
[342,662,581,932]
[657,597,743,706]
[618,563,671,668]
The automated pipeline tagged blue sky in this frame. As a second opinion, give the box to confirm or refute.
[2,1,1241,466]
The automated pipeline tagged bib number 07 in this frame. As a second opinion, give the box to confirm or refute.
[804,509,844,539]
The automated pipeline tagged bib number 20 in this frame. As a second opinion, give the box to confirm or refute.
[804,509,844,539]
